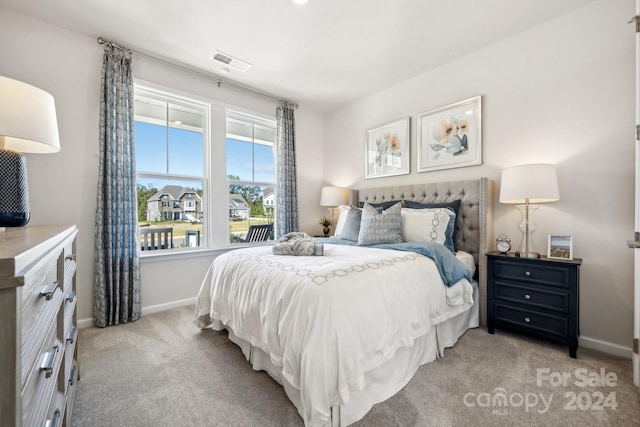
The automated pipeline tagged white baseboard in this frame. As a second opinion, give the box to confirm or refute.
[579,335,633,359]
[77,297,197,329]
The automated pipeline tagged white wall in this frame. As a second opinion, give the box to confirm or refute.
[1,0,635,355]
[0,9,325,325]
[324,0,635,353]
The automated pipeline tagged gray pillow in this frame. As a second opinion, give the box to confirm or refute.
[340,207,362,241]
[357,202,403,246]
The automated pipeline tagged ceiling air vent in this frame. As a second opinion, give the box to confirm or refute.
[212,51,252,72]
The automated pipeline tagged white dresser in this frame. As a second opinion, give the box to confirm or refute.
[0,225,79,427]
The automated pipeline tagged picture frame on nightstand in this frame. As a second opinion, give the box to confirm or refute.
[548,235,573,260]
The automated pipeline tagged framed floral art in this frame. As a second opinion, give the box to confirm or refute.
[417,96,482,173]
[365,117,410,179]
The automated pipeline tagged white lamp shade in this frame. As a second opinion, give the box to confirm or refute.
[0,75,60,153]
[499,163,560,204]
[320,186,347,206]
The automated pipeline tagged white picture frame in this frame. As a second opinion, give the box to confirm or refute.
[365,117,410,179]
[547,235,573,260]
[417,96,482,172]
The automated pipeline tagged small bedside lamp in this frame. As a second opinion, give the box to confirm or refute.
[0,76,60,227]
[320,186,347,235]
[499,164,559,258]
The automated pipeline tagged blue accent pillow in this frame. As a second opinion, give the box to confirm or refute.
[340,207,362,241]
[357,202,403,246]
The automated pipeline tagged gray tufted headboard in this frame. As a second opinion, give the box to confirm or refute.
[357,178,493,325]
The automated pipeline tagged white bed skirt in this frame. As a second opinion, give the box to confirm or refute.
[223,282,479,426]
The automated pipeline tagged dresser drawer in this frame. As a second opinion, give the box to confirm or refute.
[64,288,77,339]
[64,323,78,395]
[494,280,569,313]
[495,303,568,338]
[63,239,76,296]
[44,391,66,427]
[21,288,63,388]
[493,259,569,288]
[65,361,79,426]
[22,314,63,427]
[20,250,61,341]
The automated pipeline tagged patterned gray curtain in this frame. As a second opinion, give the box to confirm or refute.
[93,45,141,327]
[275,104,299,239]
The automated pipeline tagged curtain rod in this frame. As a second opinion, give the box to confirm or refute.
[97,37,298,108]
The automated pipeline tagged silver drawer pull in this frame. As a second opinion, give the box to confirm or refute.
[40,345,59,378]
[524,294,531,300]
[65,291,76,303]
[525,271,531,276]
[65,253,76,261]
[68,364,76,386]
[39,282,58,300]
[66,327,78,344]
[44,409,61,427]
[524,317,531,323]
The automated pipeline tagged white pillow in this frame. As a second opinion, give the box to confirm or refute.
[332,205,351,237]
[401,207,454,246]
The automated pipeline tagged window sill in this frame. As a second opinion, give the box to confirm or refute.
[139,242,273,263]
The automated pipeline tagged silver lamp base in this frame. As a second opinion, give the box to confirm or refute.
[515,251,540,259]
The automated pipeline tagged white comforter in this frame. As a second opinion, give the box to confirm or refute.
[194,243,473,426]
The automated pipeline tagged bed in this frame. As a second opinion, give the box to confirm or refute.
[194,178,493,426]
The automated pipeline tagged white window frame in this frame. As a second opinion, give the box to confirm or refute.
[133,81,277,259]
[226,110,277,244]
[134,84,210,255]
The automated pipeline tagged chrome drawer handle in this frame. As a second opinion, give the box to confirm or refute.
[40,345,59,378]
[44,409,61,427]
[65,253,76,261]
[525,271,531,276]
[66,327,78,344]
[68,364,76,386]
[524,294,531,300]
[65,291,76,303]
[40,282,58,300]
[524,317,531,323]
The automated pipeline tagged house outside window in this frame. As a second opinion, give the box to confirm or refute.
[134,87,206,250]
[133,84,277,252]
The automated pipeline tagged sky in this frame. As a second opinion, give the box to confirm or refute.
[134,121,275,192]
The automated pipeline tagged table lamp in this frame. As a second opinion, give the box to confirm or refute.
[499,164,559,258]
[320,186,347,235]
[0,76,60,227]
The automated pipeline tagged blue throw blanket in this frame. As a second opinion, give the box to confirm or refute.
[317,238,472,287]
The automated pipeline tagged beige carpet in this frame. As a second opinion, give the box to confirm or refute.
[71,305,640,426]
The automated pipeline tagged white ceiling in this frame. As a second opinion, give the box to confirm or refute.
[0,0,596,113]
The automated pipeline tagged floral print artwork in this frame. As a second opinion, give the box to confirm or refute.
[366,118,410,179]
[418,96,482,172]
[429,117,469,159]
[375,132,402,167]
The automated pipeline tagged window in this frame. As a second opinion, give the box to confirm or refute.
[133,84,277,252]
[134,88,207,250]
[226,111,276,244]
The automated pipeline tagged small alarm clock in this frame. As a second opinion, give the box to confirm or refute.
[496,234,511,254]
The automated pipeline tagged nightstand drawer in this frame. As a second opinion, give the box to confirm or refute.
[493,260,569,288]
[494,281,569,313]
[495,303,568,338]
